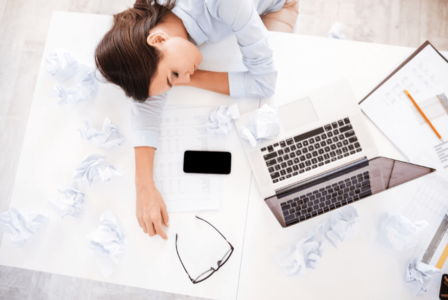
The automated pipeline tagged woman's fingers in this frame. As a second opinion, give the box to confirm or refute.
[161,205,169,227]
[146,217,156,236]
[154,219,168,240]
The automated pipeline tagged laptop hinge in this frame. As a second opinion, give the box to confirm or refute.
[275,156,368,198]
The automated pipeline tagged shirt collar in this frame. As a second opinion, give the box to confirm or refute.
[172,6,208,45]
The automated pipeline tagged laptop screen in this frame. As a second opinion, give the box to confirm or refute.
[265,157,435,228]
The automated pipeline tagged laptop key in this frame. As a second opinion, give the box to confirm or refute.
[282,205,290,211]
[285,214,296,222]
[338,120,345,126]
[287,160,293,166]
[280,170,286,175]
[268,167,274,173]
[279,177,285,181]
[275,165,281,171]
[278,149,284,155]
[281,163,287,168]
[261,147,266,152]
[324,124,332,131]
[266,159,277,166]
[264,152,277,161]
[349,136,358,143]
[267,146,274,152]
[356,148,362,152]
[293,165,299,171]
[339,124,352,133]
[273,179,279,183]
[292,172,298,176]
[345,130,355,138]
[331,122,338,129]
[290,145,297,151]
[286,167,293,173]
[344,118,350,124]
[270,172,280,179]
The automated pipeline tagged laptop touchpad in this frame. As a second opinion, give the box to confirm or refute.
[278,97,319,132]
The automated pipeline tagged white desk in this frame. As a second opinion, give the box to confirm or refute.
[0,12,257,300]
[1,11,447,300]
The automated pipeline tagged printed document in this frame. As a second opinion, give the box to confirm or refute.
[153,106,224,212]
[360,44,448,167]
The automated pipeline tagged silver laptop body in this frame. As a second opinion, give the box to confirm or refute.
[235,80,434,227]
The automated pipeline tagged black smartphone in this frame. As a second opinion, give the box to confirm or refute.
[440,274,448,299]
[183,150,231,174]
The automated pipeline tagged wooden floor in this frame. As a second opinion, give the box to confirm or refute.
[0,0,447,299]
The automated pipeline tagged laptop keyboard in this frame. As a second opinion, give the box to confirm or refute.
[281,171,371,226]
[261,118,362,184]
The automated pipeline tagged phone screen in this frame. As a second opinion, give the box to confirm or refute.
[183,151,231,174]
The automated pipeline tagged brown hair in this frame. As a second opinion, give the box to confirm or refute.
[95,0,175,102]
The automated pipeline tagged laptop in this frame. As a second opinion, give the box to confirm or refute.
[235,80,435,228]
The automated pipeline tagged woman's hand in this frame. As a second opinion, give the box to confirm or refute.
[134,146,169,240]
[136,181,169,239]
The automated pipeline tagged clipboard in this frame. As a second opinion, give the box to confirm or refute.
[359,41,448,105]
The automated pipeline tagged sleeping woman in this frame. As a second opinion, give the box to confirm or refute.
[95,0,299,239]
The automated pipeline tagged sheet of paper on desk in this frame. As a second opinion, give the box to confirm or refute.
[153,106,224,212]
[392,157,448,267]
[360,44,448,167]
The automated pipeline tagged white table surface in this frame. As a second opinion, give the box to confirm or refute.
[0,11,257,300]
[1,11,448,300]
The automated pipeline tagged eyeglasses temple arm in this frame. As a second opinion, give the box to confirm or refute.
[175,234,195,283]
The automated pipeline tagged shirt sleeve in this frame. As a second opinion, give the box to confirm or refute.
[207,0,277,98]
[130,93,167,149]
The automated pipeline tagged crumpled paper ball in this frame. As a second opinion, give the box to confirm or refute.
[45,49,79,82]
[48,182,85,219]
[205,104,240,135]
[77,118,124,148]
[0,207,48,247]
[48,85,84,105]
[379,213,429,251]
[405,257,440,296]
[275,231,325,276]
[48,64,98,105]
[75,64,99,98]
[327,22,345,39]
[317,206,359,248]
[240,104,281,147]
[73,154,122,186]
[86,210,126,277]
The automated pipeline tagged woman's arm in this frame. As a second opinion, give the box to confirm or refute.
[135,146,169,239]
[183,70,230,95]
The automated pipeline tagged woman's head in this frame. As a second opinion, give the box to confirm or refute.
[95,0,202,102]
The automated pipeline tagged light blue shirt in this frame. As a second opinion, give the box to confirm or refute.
[131,0,284,148]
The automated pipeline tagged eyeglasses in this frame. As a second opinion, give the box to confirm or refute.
[175,216,234,284]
